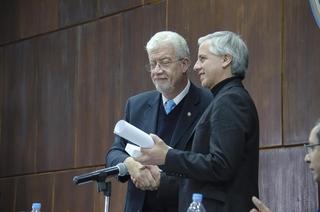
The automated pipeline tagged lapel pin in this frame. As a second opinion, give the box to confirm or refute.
[187,112,191,117]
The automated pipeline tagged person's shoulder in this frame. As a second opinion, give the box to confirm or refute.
[128,90,159,102]
[216,85,255,108]
[216,79,247,97]
[190,82,212,99]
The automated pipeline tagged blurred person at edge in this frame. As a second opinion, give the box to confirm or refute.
[250,120,320,212]
[105,31,212,212]
[137,31,260,212]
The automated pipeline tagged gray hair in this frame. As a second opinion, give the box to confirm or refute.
[146,31,190,59]
[198,31,249,78]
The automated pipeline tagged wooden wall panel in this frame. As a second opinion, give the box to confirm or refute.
[109,179,127,212]
[15,174,54,211]
[59,0,98,28]
[97,16,123,151]
[0,178,15,212]
[99,0,142,17]
[283,0,320,145]
[121,2,166,102]
[243,0,282,147]
[1,0,320,211]
[61,168,127,212]
[36,28,77,171]
[258,147,317,211]
[0,41,37,177]
[74,16,121,167]
[18,0,58,39]
[167,0,250,83]
[0,48,3,147]
[0,0,20,45]
[0,0,58,45]
[167,0,216,84]
[54,169,100,212]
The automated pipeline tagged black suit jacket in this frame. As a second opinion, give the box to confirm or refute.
[106,83,212,212]
[165,78,259,212]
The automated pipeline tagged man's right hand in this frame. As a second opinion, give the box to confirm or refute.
[250,196,271,212]
[124,157,160,191]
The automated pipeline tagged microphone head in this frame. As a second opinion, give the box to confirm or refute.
[117,163,128,176]
[73,176,79,184]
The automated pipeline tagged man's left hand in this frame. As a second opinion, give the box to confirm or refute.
[136,134,170,165]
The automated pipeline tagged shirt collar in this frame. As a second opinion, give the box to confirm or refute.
[162,80,190,106]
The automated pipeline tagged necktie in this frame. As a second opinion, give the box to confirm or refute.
[165,100,176,114]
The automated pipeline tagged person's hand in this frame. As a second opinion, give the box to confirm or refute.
[124,157,159,190]
[145,165,161,189]
[136,134,170,165]
[250,196,271,212]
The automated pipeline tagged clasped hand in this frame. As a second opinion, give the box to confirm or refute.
[124,134,170,191]
[124,157,160,191]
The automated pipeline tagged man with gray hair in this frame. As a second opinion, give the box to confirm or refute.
[106,31,212,212]
[137,31,259,212]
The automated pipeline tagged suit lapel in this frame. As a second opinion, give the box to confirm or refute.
[143,92,160,134]
[170,83,201,149]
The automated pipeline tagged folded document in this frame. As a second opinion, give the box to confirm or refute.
[114,120,154,148]
[125,143,142,158]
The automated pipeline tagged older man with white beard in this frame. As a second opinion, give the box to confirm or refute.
[106,31,212,212]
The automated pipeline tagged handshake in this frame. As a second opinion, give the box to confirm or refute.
[123,157,161,191]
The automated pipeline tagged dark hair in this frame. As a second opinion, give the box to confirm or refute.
[315,119,320,144]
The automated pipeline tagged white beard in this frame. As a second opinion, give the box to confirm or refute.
[153,80,174,95]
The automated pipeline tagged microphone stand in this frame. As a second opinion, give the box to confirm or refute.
[73,163,127,212]
[96,180,111,212]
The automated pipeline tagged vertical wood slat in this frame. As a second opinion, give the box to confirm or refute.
[0,47,3,148]
[97,15,123,138]
[0,0,20,45]
[0,0,59,45]
[59,0,98,28]
[167,0,216,84]
[0,0,320,211]
[121,1,166,101]
[0,41,37,177]
[259,147,318,211]
[74,16,121,167]
[15,174,54,211]
[98,0,142,17]
[283,0,320,145]
[18,0,59,39]
[53,169,98,211]
[243,0,282,147]
[36,27,78,172]
[0,178,15,212]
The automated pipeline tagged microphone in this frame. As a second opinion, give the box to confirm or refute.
[73,163,128,185]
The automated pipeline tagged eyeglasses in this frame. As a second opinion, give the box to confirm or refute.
[304,143,320,154]
[146,58,183,72]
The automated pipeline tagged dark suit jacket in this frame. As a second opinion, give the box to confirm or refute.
[165,78,259,212]
[106,83,212,212]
